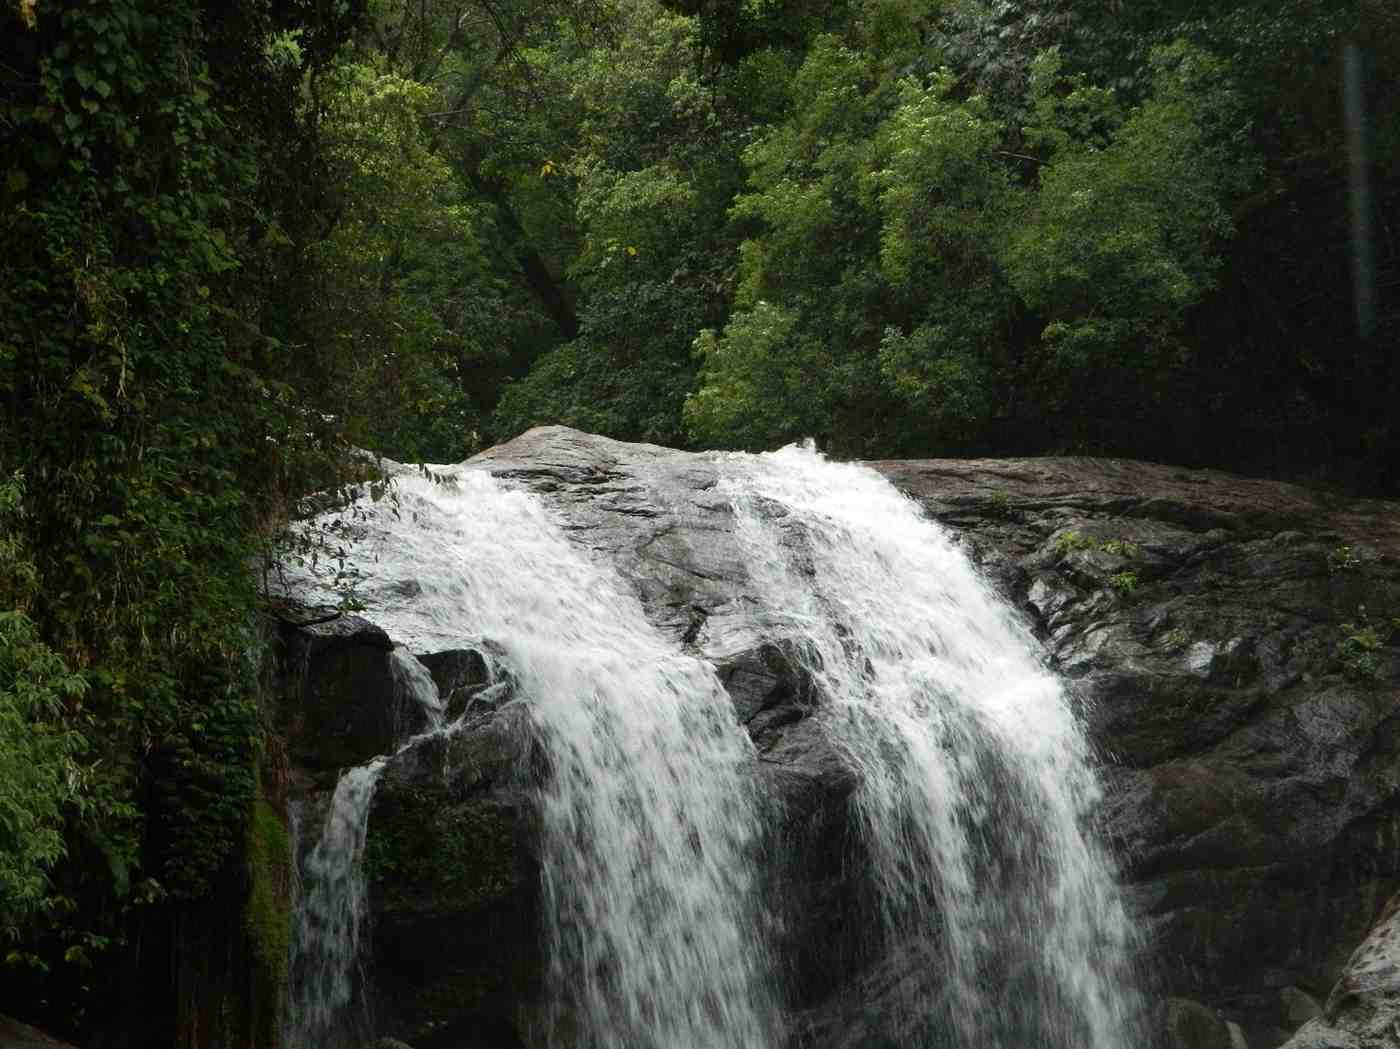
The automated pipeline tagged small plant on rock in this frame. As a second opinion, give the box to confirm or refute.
[1109,571,1139,596]
[1102,538,1141,559]
[1162,627,1188,651]
[1327,544,1361,573]
[1337,621,1382,681]
[1055,530,1100,557]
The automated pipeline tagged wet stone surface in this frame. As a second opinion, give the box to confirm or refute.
[283,428,1400,1049]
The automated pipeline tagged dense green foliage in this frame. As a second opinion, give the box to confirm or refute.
[0,0,368,1037]
[1,0,1396,1042]
[0,474,89,931]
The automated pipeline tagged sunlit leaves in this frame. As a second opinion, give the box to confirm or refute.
[1006,43,1251,353]
[685,301,840,448]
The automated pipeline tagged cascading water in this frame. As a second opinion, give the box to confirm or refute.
[389,644,446,733]
[288,756,386,1049]
[286,646,443,1049]
[285,469,778,1049]
[719,444,1142,1048]
[281,442,1143,1049]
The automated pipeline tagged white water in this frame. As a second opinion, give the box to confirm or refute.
[286,469,778,1049]
[286,646,443,1049]
[282,447,1141,1049]
[720,445,1141,1047]
[287,757,386,1049]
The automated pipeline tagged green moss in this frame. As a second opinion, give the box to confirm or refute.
[367,790,517,912]
[1161,627,1188,651]
[245,795,292,1042]
[1054,530,1142,561]
[1101,538,1141,559]
[1054,529,1100,556]
[1328,544,1361,572]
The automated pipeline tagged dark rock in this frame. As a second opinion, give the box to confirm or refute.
[419,647,497,722]
[0,1015,75,1048]
[285,427,1400,1048]
[277,614,439,787]
[1278,893,1400,1048]
[1164,997,1232,1049]
[1281,986,1323,1028]
[366,705,540,1049]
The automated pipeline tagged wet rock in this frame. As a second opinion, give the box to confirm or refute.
[1278,894,1400,1049]
[0,1015,75,1048]
[276,614,404,785]
[365,705,540,1048]
[284,427,1400,1047]
[1282,986,1324,1027]
[1226,1020,1250,1049]
[1165,997,1232,1049]
[418,647,492,720]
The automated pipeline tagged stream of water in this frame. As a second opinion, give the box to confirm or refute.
[283,446,1141,1048]
[720,445,1142,1048]
[287,469,776,1049]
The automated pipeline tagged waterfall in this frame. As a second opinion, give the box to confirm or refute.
[287,469,778,1049]
[281,445,1142,1049]
[287,757,386,1049]
[720,444,1142,1048]
[286,646,443,1049]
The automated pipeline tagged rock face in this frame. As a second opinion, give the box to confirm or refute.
[1276,892,1400,1049]
[280,427,1400,1048]
[872,456,1400,1048]
[0,1014,77,1049]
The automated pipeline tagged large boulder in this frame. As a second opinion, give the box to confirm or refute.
[282,427,1400,1048]
[274,613,443,790]
[873,456,1400,1048]
[1277,893,1400,1049]
[365,704,539,1048]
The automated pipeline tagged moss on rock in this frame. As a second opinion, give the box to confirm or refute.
[244,795,292,1045]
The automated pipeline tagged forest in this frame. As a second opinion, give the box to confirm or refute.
[0,0,1397,1041]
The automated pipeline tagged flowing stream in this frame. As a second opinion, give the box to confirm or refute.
[283,447,1141,1049]
[286,469,776,1049]
[719,445,1141,1048]
[286,646,444,1049]
[287,757,386,1049]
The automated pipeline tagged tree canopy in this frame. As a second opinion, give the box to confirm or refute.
[1,0,1396,1040]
